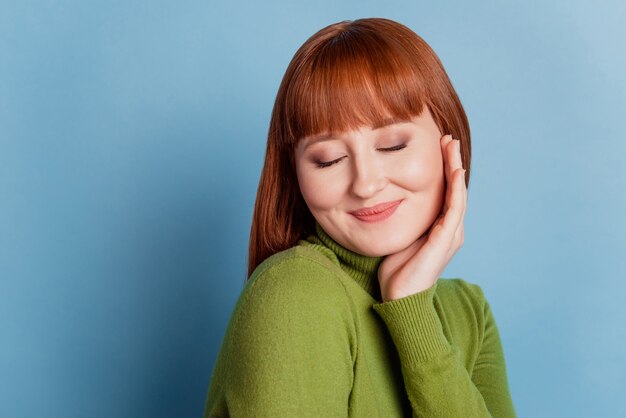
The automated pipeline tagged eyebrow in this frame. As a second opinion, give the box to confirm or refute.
[302,116,413,150]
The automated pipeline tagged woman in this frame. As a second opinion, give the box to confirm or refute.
[204,17,516,417]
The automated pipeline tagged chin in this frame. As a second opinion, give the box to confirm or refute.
[351,228,419,257]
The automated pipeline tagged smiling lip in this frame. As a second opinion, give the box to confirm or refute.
[349,199,403,222]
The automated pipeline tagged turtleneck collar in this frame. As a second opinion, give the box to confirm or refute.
[297,221,384,301]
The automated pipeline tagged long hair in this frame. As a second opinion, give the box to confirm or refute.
[247,18,471,279]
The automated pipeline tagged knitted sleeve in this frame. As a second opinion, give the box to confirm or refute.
[203,257,355,417]
[371,280,517,418]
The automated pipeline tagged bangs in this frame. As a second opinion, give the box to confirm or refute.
[284,28,430,144]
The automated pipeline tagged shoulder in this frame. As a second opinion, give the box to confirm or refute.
[233,246,355,329]
[246,245,349,301]
[249,245,345,286]
[209,247,358,411]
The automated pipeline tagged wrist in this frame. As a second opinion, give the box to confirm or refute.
[383,280,437,302]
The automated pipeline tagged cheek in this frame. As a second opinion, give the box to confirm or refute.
[393,149,443,191]
[296,166,344,211]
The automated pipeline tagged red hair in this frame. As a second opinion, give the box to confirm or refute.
[247,18,471,279]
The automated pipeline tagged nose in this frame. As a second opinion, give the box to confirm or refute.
[350,153,387,199]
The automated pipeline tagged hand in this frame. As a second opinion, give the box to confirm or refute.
[378,134,467,301]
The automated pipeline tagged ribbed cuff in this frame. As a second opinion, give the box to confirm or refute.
[372,282,451,365]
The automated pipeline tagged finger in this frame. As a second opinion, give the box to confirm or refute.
[442,134,454,181]
[445,139,465,205]
[441,134,454,212]
[443,164,454,214]
[444,137,460,213]
[453,172,467,248]
[431,147,467,254]
[451,138,463,171]
[451,138,466,214]
[437,168,466,245]
[453,166,466,216]
[453,220,464,244]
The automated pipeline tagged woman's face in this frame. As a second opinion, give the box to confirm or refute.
[294,105,446,256]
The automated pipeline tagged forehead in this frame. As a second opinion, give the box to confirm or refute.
[302,115,414,143]
[297,105,437,153]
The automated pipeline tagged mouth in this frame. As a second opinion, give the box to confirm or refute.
[349,199,403,223]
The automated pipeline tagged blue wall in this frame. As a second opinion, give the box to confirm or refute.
[1,1,624,417]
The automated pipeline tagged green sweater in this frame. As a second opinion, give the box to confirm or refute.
[203,222,516,417]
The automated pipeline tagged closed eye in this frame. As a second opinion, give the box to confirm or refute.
[315,143,407,168]
[380,143,407,152]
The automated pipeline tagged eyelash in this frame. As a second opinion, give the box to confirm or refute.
[315,143,408,169]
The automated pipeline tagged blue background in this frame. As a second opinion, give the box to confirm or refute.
[2,1,625,417]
